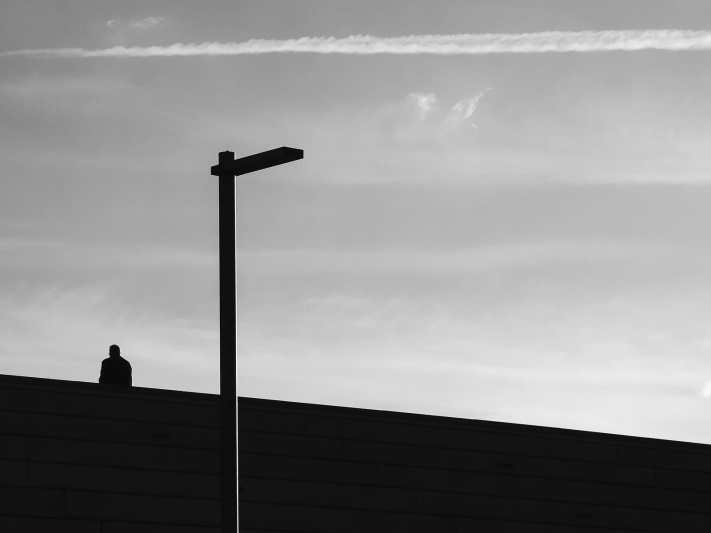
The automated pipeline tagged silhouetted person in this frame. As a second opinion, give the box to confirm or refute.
[99,344,132,386]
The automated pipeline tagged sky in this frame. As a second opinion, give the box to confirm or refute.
[4,1,711,444]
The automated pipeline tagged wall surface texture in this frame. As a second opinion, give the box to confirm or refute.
[0,374,220,532]
[239,397,711,533]
[3,374,711,532]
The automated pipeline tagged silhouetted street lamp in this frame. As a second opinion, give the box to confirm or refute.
[211,147,303,533]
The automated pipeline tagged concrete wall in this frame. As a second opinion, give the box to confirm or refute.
[0,374,220,532]
[4,373,711,532]
[239,397,711,533]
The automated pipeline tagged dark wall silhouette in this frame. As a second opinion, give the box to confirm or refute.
[239,397,711,532]
[4,373,711,532]
[0,374,219,532]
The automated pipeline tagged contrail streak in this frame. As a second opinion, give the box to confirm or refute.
[3,30,711,58]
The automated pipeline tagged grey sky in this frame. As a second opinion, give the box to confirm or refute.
[3,1,711,444]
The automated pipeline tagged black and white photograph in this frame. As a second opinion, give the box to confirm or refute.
[3,1,711,531]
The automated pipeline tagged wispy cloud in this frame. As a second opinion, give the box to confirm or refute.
[407,93,437,119]
[445,88,492,129]
[106,17,165,32]
[4,30,711,58]
[239,240,664,276]
[404,90,491,129]
[129,17,165,31]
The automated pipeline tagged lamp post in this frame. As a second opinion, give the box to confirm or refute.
[210,146,303,532]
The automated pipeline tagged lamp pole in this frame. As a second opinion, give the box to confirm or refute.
[211,146,303,532]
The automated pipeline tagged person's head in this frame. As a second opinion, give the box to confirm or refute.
[109,344,120,357]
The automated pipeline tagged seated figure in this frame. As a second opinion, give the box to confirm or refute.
[99,344,132,386]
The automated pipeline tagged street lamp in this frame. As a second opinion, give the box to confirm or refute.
[211,146,304,532]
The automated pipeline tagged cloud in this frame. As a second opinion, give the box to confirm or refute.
[702,380,711,397]
[4,30,711,58]
[407,93,437,119]
[130,17,165,31]
[105,17,165,32]
[445,88,492,129]
[405,90,491,130]
[1,76,132,102]
[239,240,664,276]
[0,282,217,390]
